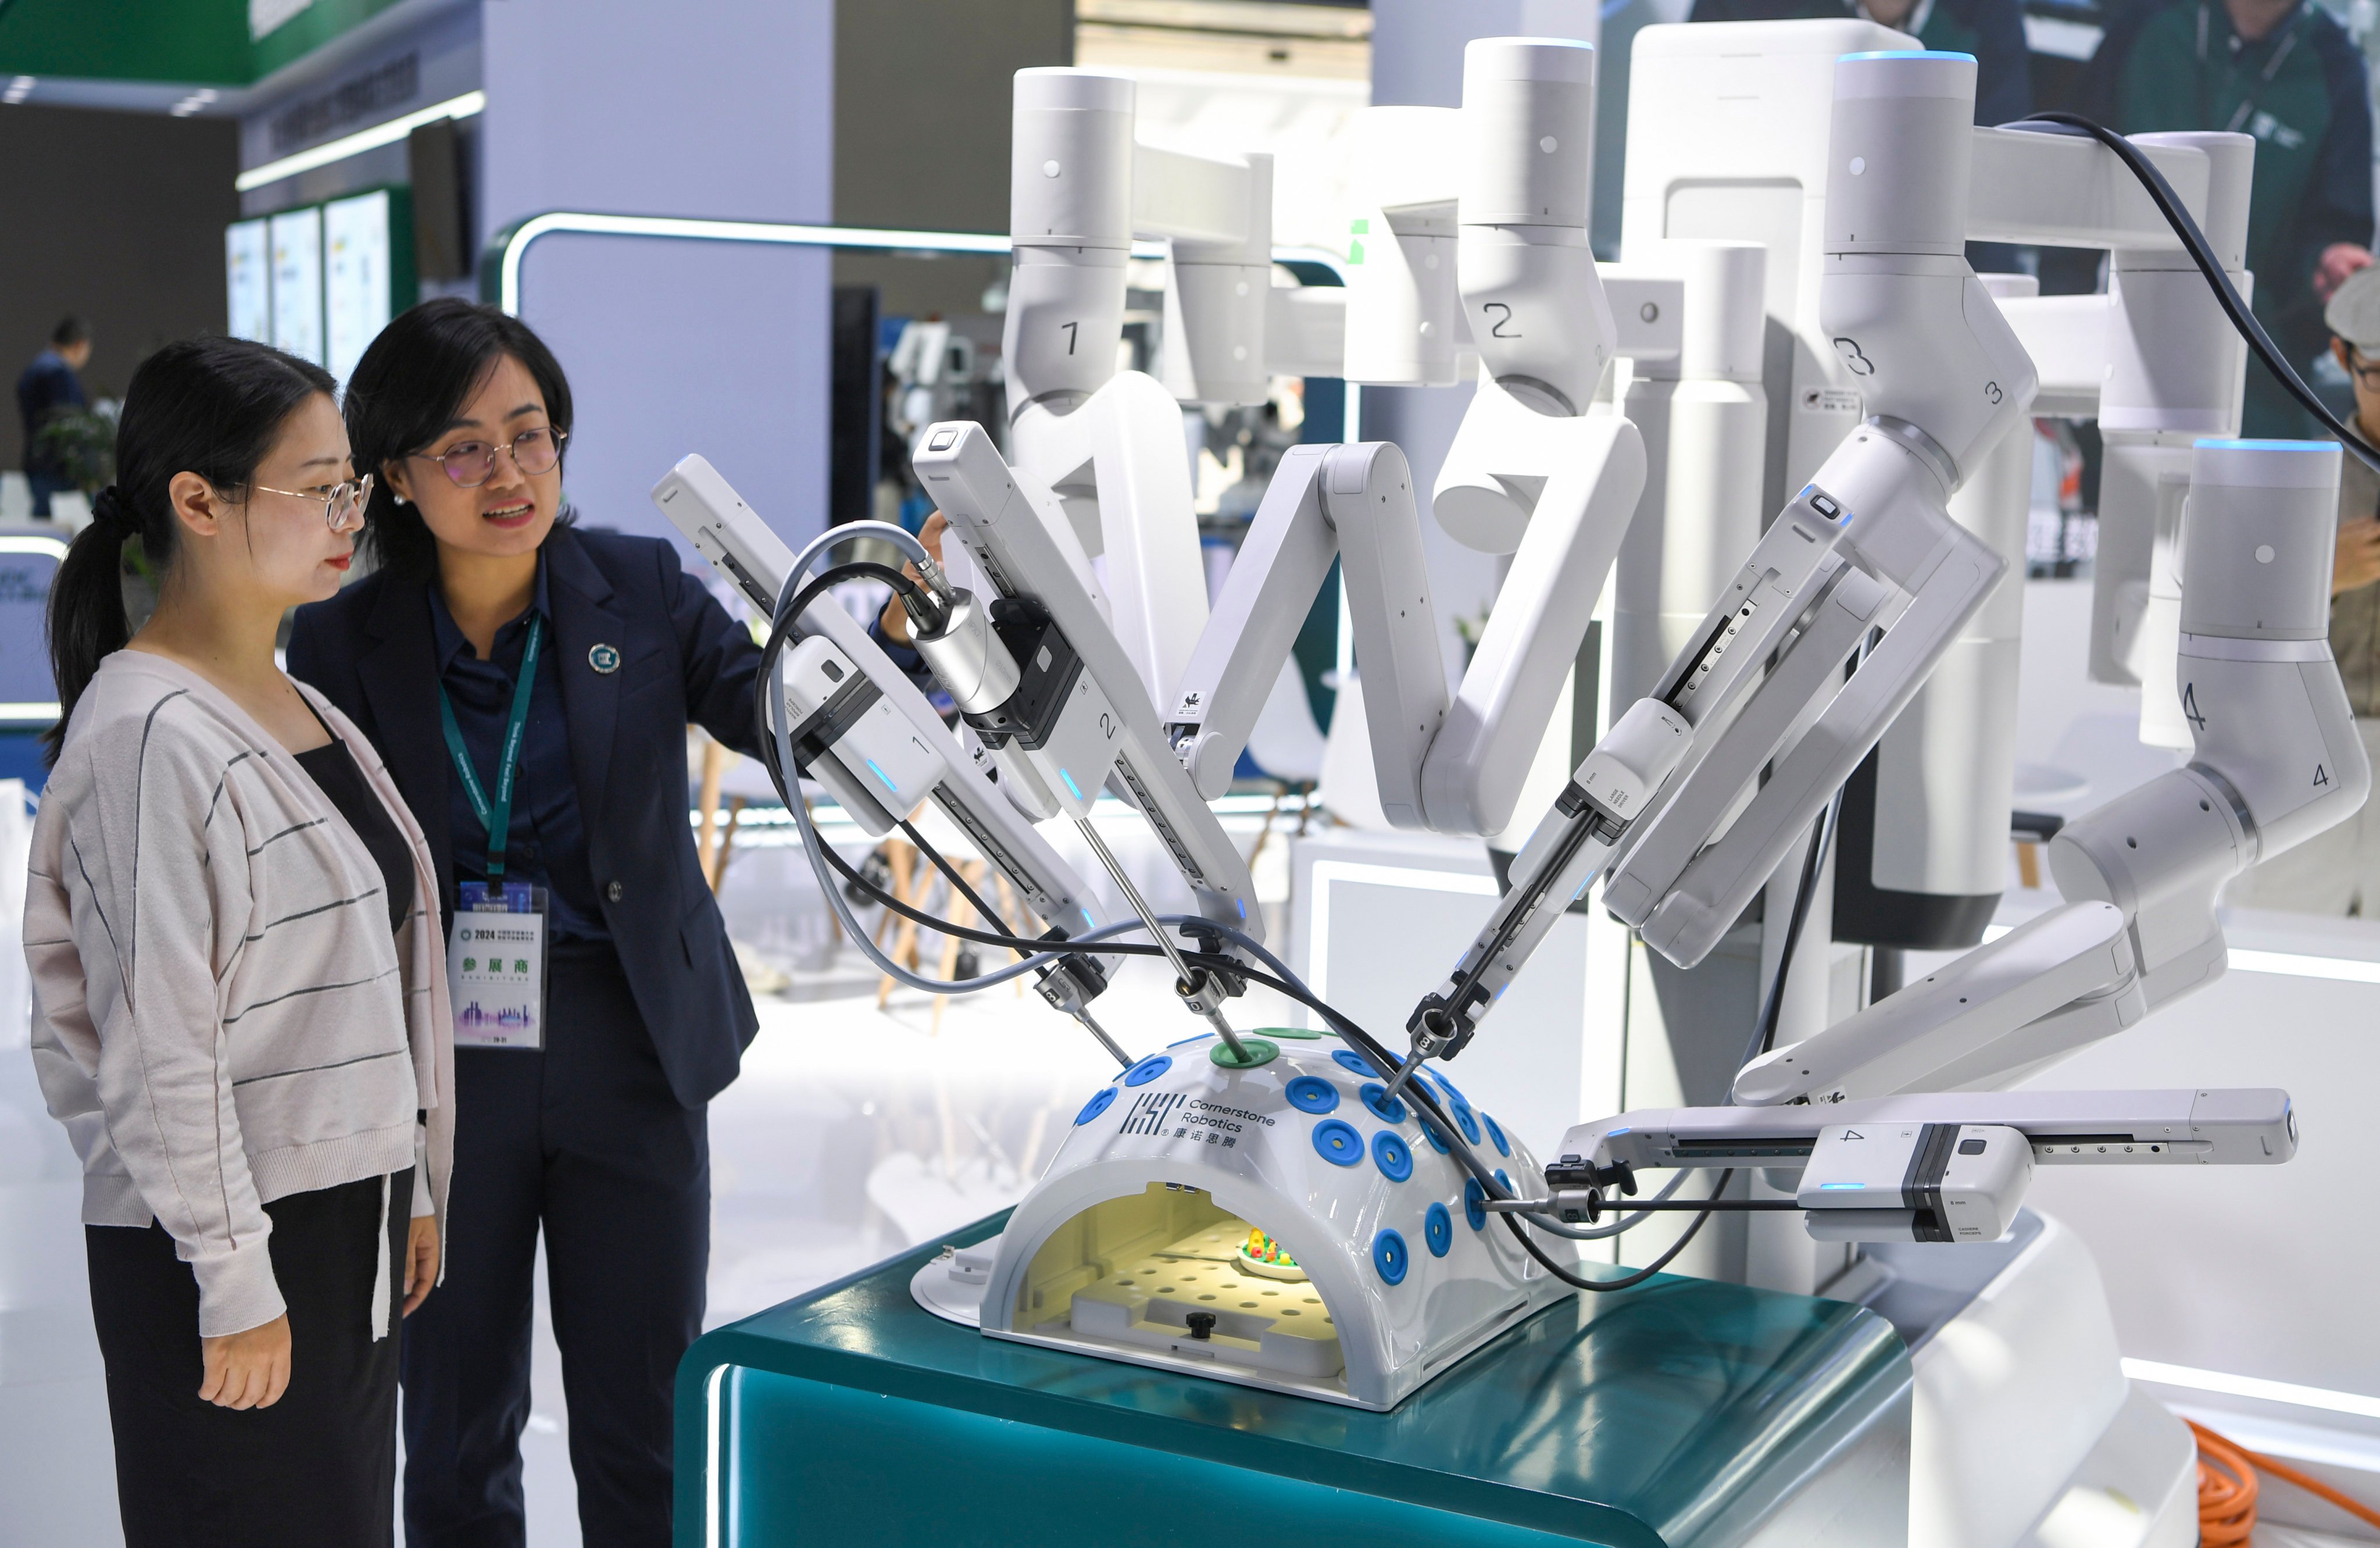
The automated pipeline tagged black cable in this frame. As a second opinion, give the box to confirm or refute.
[898,816,1024,958]
[1501,1172,1736,1293]
[1738,800,1839,1076]
[751,558,935,830]
[739,565,1741,1293]
[2009,112,2380,474]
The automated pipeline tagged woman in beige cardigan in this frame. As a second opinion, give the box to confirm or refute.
[23,337,453,1547]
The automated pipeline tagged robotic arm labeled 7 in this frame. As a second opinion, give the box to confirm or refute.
[1168,37,1649,839]
[1404,49,2034,1064]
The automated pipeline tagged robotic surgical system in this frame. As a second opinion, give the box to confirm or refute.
[653,34,2368,1537]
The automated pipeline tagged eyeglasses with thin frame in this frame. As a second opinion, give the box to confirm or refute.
[2350,349,2380,391]
[409,426,567,489]
[251,473,373,533]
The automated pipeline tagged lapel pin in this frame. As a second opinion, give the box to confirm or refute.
[588,643,621,675]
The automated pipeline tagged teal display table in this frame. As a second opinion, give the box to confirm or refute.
[674,1211,1912,1547]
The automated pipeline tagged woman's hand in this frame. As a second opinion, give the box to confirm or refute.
[2337,517,2380,597]
[877,512,950,645]
[403,1215,441,1316]
[199,1314,292,1410]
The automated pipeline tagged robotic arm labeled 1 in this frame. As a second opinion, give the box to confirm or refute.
[1407,49,2032,1061]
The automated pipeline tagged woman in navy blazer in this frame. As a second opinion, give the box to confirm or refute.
[288,299,763,1547]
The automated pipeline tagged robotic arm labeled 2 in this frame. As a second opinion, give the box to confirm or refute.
[1408,50,2033,1058]
[1168,38,1648,839]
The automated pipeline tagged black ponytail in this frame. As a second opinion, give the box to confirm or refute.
[41,337,335,765]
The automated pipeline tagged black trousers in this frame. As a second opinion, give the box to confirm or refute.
[88,1169,412,1548]
[402,939,709,1548]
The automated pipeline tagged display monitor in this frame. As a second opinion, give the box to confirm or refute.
[269,206,325,367]
[325,190,394,384]
[226,219,271,344]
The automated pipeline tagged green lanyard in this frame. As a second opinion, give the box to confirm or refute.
[438,613,544,880]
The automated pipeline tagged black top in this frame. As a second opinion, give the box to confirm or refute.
[426,555,608,940]
[295,712,414,936]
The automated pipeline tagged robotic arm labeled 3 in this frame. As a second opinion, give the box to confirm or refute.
[1406,50,2034,1060]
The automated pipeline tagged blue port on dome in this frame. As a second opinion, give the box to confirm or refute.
[1373,1131,1414,1182]
[1313,1118,1364,1167]
[1493,1168,1513,1196]
[1463,1177,1488,1230]
[1332,1048,1381,1079]
[1373,1229,1409,1286]
[1417,1119,1450,1155]
[1424,1202,1453,1257]
[1359,1082,1407,1125]
[1284,1075,1339,1115]
[1484,1113,1510,1158]
[1123,1055,1172,1087]
[1452,1103,1482,1146]
[1075,1087,1117,1125]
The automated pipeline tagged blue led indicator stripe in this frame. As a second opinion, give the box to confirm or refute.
[1081,908,1096,930]
[1058,768,1085,801]
[864,758,899,793]
[2192,438,2334,451]
[1820,1182,1864,1189]
[1839,48,1975,59]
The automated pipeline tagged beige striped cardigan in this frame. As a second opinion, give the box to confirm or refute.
[23,650,454,1338]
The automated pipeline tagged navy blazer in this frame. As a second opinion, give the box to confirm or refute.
[289,523,766,1108]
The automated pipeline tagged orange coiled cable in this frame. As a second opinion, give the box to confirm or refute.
[2190,1417,2380,1543]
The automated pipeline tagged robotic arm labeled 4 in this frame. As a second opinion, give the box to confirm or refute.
[1168,38,1649,839]
[1727,438,2371,1112]
[1405,51,2032,1064]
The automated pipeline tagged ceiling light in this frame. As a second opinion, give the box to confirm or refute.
[234,89,484,192]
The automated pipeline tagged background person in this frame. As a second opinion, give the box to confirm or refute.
[23,336,452,1547]
[2232,264,2380,913]
[287,298,766,1548]
[2080,0,2375,438]
[17,315,91,519]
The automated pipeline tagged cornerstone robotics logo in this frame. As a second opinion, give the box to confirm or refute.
[1119,1091,1185,1136]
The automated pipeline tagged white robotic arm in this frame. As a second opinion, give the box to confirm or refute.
[1405,51,2032,1058]
[648,455,1125,1035]
[906,420,1270,1051]
[1167,38,1650,838]
[1731,437,2370,1109]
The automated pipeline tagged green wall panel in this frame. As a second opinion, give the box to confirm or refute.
[0,0,408,85]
